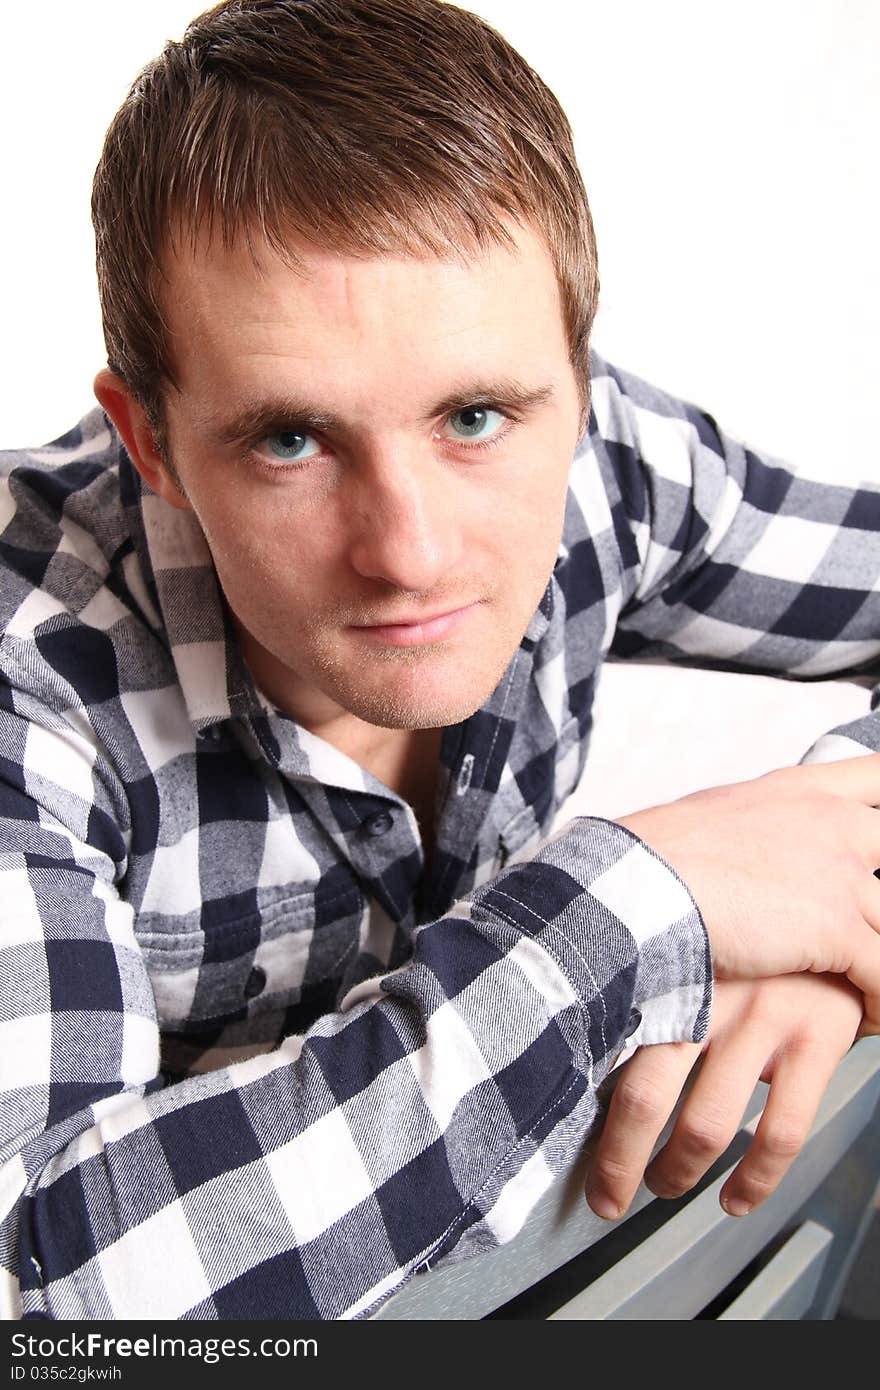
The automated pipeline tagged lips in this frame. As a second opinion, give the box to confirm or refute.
[349,602,481,648]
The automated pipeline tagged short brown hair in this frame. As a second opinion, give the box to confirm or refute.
[92,0,599,431]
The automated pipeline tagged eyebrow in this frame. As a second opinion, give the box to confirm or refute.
[206,379,557,446]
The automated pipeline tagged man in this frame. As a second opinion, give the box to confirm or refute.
[1,0,878,1320]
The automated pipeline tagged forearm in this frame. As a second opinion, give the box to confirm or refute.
[5,817,709,1320]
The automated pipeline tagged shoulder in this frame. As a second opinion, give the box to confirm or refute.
[0,409,152,639]
[0,410,172,720]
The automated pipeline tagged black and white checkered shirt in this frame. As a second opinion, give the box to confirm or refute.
[2,353,878,1319]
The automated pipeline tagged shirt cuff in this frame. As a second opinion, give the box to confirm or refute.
[529,815,713,1052]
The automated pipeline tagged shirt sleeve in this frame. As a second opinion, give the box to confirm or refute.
[588,353,880,686]
[0,669,710,1321]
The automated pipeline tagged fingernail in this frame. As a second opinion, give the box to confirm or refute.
[587,1191,622,1221]
[721,1195,751,1217]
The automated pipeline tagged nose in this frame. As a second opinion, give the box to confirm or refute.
[346,444,466,592]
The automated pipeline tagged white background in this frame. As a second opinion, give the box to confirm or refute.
[1,0,876,803]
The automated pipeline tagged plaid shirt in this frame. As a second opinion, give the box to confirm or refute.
[2,352,878,1320]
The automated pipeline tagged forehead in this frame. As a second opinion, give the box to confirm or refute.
[162,221,570,406]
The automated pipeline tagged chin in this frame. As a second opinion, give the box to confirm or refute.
[341,687,487,732]
[331,660,502,731]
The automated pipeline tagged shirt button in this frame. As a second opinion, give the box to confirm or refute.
[363,810,394,837]
[244,966,267,999]
[623,1008,642,1040]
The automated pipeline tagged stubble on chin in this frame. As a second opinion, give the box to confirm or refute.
[307,621,517,732]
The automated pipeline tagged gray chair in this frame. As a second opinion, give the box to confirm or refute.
[374,1037,880,1320]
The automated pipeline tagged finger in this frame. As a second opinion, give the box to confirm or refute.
[585,1042,700,1220]
[718,1034,848,1216]
[856,878,880,1028]
[643,1021,771,1201]
[796,750,880,805]
[843,923,880,1035]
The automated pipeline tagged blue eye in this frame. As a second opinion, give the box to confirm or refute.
[262,430,321,462]
[443,407,506,442]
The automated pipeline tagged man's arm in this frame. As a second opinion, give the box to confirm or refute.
[586,351,880,701]
[570,357,880,1216]
[0,678,710,1320]
[574,356,880,1018]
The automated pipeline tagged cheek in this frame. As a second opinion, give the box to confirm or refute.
[188,510,313,632]
[194,489,335,581]
[495,454,571,553]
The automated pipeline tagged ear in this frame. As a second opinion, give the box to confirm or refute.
[93,369,191,511]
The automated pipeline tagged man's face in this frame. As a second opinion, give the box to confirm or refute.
[157,220,584,734]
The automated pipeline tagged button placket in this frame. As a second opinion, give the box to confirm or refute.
[351,802,422,926]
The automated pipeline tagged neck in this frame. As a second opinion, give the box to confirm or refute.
[235,620,443,843]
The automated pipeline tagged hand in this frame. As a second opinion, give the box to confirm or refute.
[584,972,862,1221]
[618,754,880,1033]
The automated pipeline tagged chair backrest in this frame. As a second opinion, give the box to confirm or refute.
[373,1037,880,1320]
